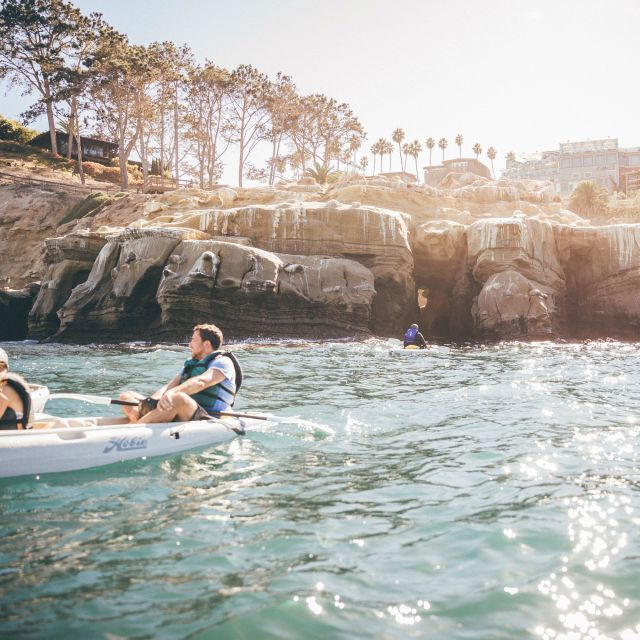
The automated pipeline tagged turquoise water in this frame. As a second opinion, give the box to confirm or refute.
[1,340,639,639]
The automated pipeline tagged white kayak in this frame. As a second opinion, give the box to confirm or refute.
[0,414,243,479]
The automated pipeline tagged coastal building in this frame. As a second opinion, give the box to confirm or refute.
[619,147,640,194]
[559,139,619,196]
[30,130,118,166]
[423,157,491,186]
[504,151,560,193]
[503,138,640,196]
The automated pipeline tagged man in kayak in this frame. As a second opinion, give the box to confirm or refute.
[403,323,427,349]
[120,323,238,424]
[0,348,32,429]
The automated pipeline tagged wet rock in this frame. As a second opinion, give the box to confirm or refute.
[28,233,108,339]
[156,240,375,339]
[557,224,640,338]
[0,283,40,340]
[472,270,555,338]
[53,228,188,342]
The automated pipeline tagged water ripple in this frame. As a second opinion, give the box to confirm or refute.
[1,339,639,638]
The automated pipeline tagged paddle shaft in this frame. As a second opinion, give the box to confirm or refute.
[47,393,266,420]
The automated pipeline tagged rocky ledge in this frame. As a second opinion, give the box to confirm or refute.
[2,173,640,342]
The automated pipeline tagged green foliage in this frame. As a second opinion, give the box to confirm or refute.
[59,192,110,225]
[304,161,339,185]
[150,157,171,176]
[0,139,74,170]
[569,180,609,218]
[0,115,38,143]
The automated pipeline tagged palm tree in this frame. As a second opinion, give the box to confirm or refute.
[384,140,394,171]
[378,138,389,173]
[408,139,422,179]
[455,133,463,158]
[425,137,435,165]
[569,180,609,218]
[487,146,497,178]
[375,138,388,173]
[401,142,411,173]
[438,137,448,163]
[304,161,338,185]
[392,128,405,171]
[349,135,362,169]
[472,143,482,160]
[359,156,368,175]
[506,151,516,164]
[370,142,379,175]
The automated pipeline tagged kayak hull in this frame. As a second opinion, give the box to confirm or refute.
[0,415,241,478]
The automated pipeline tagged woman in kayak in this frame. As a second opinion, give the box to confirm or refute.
[403,324,427,349]
[119,323,239,424]
[0,348,32,429]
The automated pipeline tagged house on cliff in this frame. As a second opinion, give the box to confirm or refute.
[30,130,117,166]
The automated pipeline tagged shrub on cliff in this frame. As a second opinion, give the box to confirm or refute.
[81,162,105,179]
[569,180,609,219]
[0,115,38,143]
[304,162,339,185]
[59,192,110,225]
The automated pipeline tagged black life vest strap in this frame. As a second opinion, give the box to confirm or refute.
[0,377,31,429]
[206,351,243,407]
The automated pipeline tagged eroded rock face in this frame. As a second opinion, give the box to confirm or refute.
[0,184,85,289]
[465,218,565,339]
[467,218,564,290]
[156,241,375,338]
[54,228,188,342]
[28,233,108,338]
[8,174,640,343]
[472,270,555,338]
[0,284,40,340]
[413,220,467,289]
[557,224,640,338]
[137,199,415,335]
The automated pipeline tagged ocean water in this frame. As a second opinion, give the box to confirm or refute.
[0,339,639,639]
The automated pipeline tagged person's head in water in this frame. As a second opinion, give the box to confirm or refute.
[189,324,223,359]
[0,348,8,373]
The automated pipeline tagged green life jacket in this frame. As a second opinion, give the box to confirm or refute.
[179,351,242,410]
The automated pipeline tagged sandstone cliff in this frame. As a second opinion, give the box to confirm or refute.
[3,170,640,343]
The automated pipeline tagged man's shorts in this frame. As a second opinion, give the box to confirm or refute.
[190,404,213,421]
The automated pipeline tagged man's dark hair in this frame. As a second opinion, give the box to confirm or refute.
[194,323,223,350]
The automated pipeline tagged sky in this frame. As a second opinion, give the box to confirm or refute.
[2,0,639,185]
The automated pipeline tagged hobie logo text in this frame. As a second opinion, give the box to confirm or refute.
[103,436,148,453]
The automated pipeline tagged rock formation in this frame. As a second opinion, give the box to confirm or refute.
[40,228,375,342]
[134,195,416,336]
[0,283,40,340]
[28,233,108,338]
[557,224,640,338]
[0,184,85,289]
[157,240,375,339]
[5,170,640,343]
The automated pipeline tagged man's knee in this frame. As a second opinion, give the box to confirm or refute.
[169,392,192,409]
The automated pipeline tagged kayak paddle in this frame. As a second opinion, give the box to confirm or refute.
[47,392,267,420]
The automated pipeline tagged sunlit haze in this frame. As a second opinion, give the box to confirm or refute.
[2,0,638,184]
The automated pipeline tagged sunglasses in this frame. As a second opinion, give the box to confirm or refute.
[0,363,7,371]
